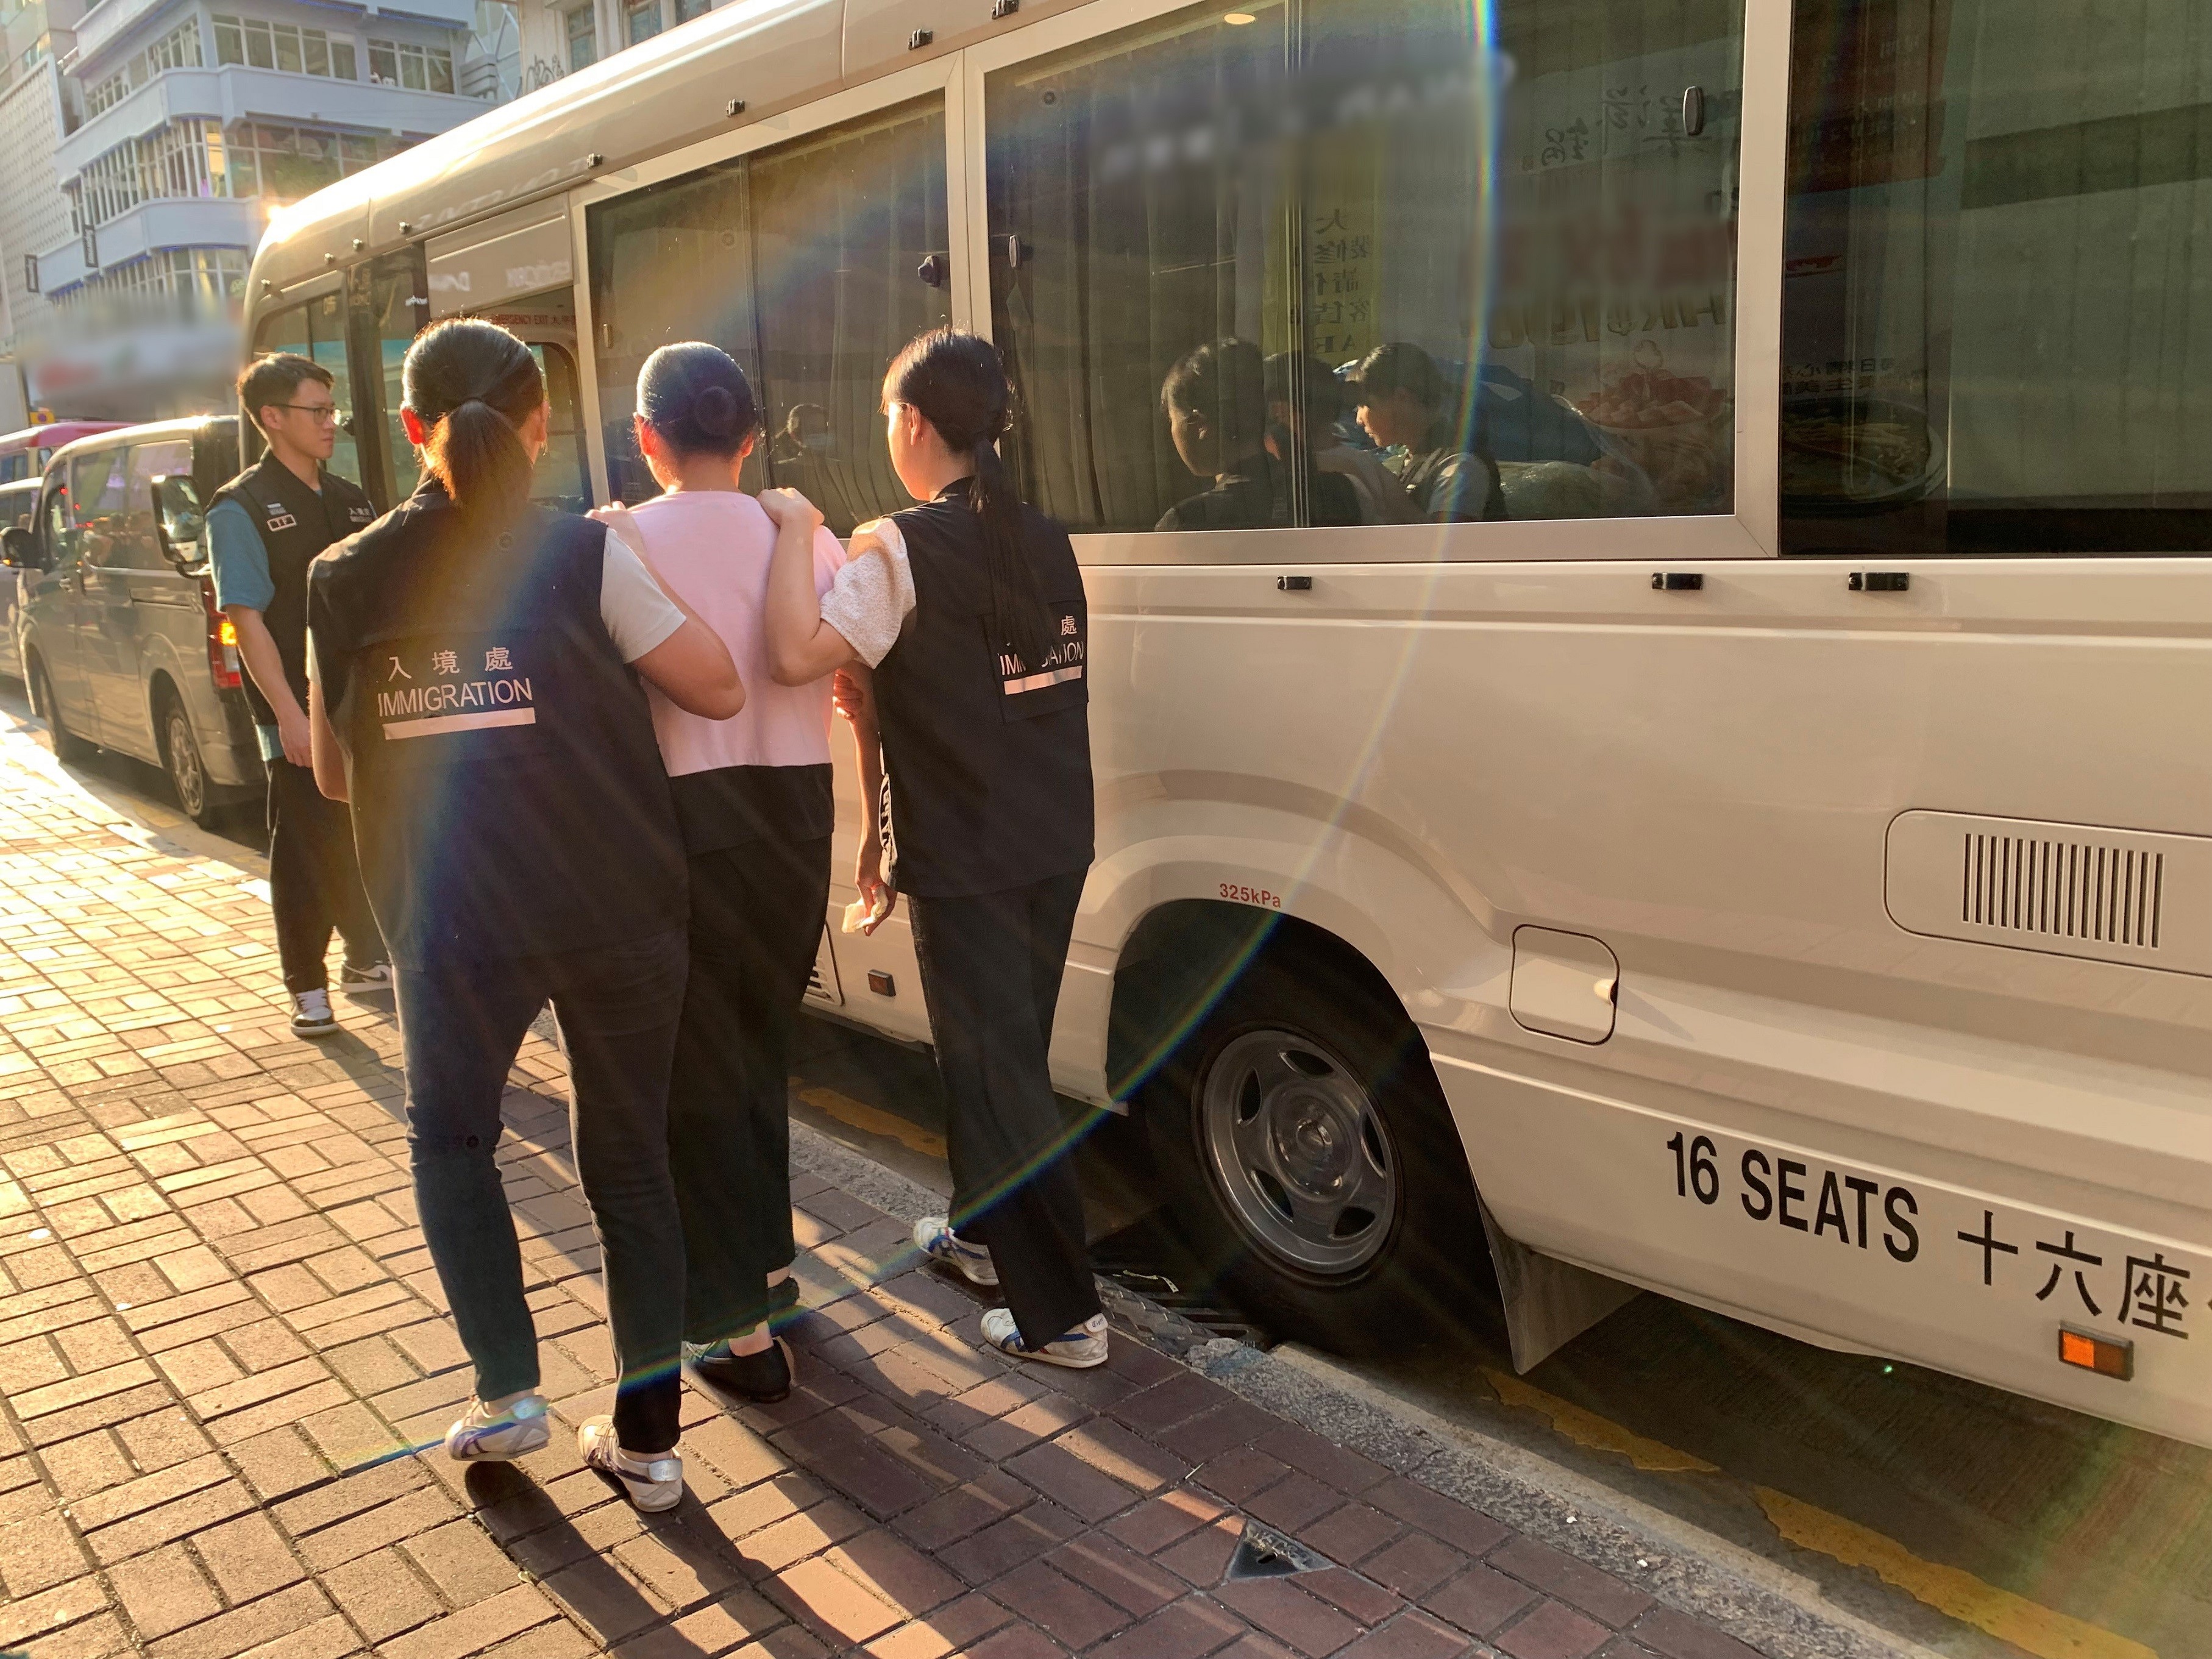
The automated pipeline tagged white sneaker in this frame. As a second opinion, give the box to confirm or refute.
[290,989,337,1038]
[981,1308,1109,1369]
[578,1416,684,1512]
[339,960,391,992]
[914,1217,998,1287]
[443,1392,551,1462]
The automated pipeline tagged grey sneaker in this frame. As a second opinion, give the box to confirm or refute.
[443,1392,551,1462]
[914,1217,997,1287]
[578,1416,683,1512]
[290,989,337,1038]
[339,960,391,992]
[981,1309,1109,1369]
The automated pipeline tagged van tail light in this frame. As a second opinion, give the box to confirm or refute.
[201,576,241,691]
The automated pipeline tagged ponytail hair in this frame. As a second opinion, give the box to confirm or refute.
[402,318,546,524]
[882,327,1052,670]
[638,341,759,461]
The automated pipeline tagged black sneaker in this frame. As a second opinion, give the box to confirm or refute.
[290,989,338,1038]
[685,1334,794,1403]
[339,960,391,992]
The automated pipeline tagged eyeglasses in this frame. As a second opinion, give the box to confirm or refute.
[271,403,341,424]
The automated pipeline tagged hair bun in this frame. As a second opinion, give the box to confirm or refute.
[694,385,739,438]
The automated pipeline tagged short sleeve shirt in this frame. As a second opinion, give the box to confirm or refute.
[818,518,917,669]
[208,498,283,760]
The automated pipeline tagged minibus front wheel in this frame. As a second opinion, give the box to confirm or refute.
[1139,937,1490,1354]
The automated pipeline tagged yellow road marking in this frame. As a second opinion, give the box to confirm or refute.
[795,1082,948,1160]
[1481,1368,1719,1474]
[1756,1487,2157,1659]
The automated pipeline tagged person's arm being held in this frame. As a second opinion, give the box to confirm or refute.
[308,677,347,802]
[634,619,745,719]
[598,522,745,718]
[833,667,891,933]
[759,488,861,685]
[227,608,311,764]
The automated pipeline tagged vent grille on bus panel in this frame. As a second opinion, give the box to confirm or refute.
[1961,831,2163,948]
[804,927,844,1007]
[1887,811,2212,976]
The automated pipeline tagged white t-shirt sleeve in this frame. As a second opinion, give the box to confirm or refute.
[599,522,688,664]
[818,519,917,669]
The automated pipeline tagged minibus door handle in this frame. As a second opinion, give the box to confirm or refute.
[916,253,948,288]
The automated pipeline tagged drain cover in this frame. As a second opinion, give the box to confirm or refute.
[1224,1520,1331,1582]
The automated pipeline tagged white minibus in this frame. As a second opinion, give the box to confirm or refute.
[242,0,2212,1446]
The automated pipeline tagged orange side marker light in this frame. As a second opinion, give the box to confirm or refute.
[2058,1326,2132,1380]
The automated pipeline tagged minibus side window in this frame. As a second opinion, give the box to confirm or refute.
[1780,0,2212,555]
[245,305,310,464]
[986,0,1746,536]
[588,98,951,531]
[357,249,429,506]
[309,290,363,488]
[532,344,591,514]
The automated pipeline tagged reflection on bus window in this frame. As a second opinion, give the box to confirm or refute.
[1782,0,2212,555]
[986,0,1744,536]
[532,343,592,514]
[251,296,364,489]
[368,251,429,505]
[309,291,362,488]
[588,99,951,532]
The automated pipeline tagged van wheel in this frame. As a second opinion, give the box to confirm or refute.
[28,656,90,762]
[158,694,219,828]
[1140,947,1489,1353]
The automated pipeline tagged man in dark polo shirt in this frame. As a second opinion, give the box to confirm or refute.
[208,354,386,1037]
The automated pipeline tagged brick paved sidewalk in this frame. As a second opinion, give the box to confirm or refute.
[0,711,1763,1659]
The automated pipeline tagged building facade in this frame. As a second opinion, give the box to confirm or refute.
[0,0,734,420]
[10,0,507,417]
[511,0,724,98]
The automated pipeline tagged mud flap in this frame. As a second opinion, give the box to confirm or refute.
[1479,1195,1641,1373]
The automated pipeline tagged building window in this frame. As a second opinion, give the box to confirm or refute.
[85,70,127,115]
[213,17,356,79]
[674,0,710,21]
[69,116,407,232]
[144,18,204,76]
[50,248,251,328]
[566,5,597,71]
[368,38,455,92]
[625,1,662,47]
[24,255,38,295]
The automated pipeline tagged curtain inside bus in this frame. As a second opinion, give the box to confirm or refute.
[1780,0,2212,554]
[986,0,1746,535]
[586,99,951,532]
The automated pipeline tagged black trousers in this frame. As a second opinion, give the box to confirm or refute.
[669,836,831,1346]
[397,929,689,1454]
[266,758,382,993]
[908,869,1099,1348]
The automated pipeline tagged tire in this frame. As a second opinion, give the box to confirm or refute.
[28,655,91,762]
[159,693,222,828]
[1140,945,1490,1352]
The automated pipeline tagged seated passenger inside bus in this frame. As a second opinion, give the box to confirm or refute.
[1348,343,1506,524]
[1156,339,1360,532]
[1264,351,1418,527]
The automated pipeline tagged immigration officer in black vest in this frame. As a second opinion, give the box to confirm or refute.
[303,318,744,1512]
[208,353,388,1037]
[758,327,1105,1369]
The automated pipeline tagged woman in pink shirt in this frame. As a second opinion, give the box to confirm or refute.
[593,343,844,1402]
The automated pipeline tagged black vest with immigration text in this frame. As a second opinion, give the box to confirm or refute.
[870,480,1094,898]
[208,454,376,726]
[306,484,686,967]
